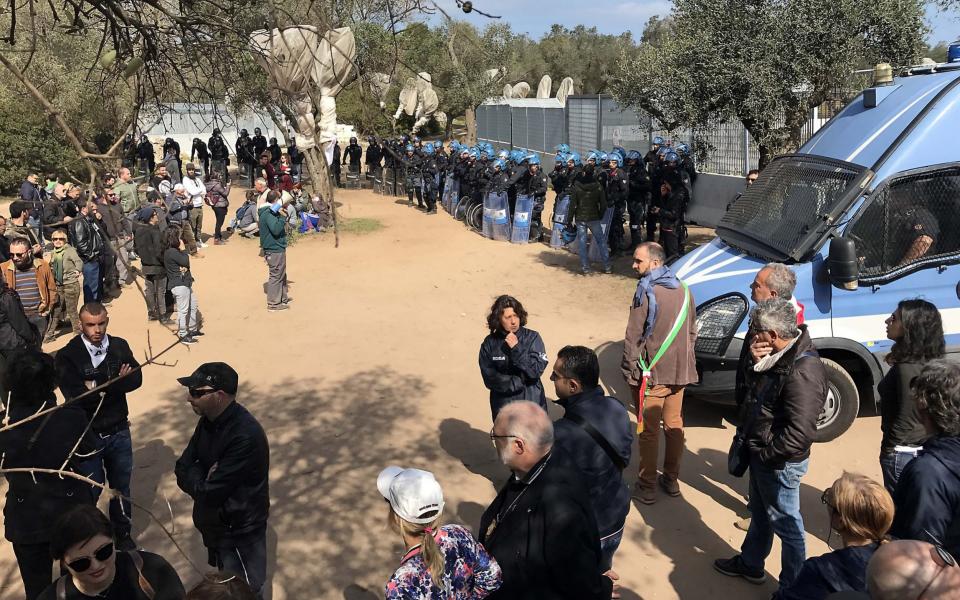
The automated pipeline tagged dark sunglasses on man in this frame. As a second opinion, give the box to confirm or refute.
[188,387,217,398]
[66,541,114,572]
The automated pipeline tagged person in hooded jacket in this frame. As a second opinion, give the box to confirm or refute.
[890,359,960,559]
[191,137,210,176]
[478,295,548,421]
[0,351,95,600]
[551,346,632,572]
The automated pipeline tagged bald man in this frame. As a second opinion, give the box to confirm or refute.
[479,401,614,600]
[868,540,960,600]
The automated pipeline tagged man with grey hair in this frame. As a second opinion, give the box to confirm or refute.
[889,359,960,558]
[480,400,615,599]
[715,298,827,591]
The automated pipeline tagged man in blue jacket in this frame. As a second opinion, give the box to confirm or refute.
[890,359,960,559]
[551,345,633,571]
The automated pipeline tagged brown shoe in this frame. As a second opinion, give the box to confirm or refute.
[632,483,656,505]
[658,474,681,497]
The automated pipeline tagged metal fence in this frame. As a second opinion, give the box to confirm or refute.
[476,94,836,177]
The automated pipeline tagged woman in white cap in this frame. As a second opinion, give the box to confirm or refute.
[378,466,501,599]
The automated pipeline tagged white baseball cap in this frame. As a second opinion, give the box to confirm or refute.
[377,466,445,525]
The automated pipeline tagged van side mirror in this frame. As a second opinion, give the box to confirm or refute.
[828,237,859,290]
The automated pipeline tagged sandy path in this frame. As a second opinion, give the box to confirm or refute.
[0,187,882,599]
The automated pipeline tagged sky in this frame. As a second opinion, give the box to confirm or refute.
[446,0,959,45]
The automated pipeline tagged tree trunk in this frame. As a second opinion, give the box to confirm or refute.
[465,107,477,145]
[757,143,775,170]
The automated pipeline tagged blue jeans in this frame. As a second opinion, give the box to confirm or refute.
[82,427,134,536]
[599,527,624,572]
[576,220,610,271]
[82,260,100,302]
[880,449,918,496]
[214,529,267,600]
[741,457,808,587]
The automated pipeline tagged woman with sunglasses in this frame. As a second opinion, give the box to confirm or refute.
[43,231,83,341]
[773,472,893,599]
[38,504,184,600]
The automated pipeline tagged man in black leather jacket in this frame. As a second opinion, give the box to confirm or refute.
[176,363,270,599]
[67,201,105,302]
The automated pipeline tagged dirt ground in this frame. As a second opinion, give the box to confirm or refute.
[0,186,883,599]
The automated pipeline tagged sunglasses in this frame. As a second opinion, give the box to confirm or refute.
[52,237,68,241]
[189,387,216,398]
[10,252,29,258]
[66,542,114,572]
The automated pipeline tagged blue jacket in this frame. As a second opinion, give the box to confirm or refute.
[553,386,633,537]
[891,435,960,557]
[774,543,877,600]
[478,327,547,419]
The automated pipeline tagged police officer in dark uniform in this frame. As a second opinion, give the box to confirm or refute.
[549,155,568,197]
[267,137,282,167]
[402,144,422,207]
[208,129,230,183]
[365,136,383,181]
[342,136,363,177]
[190,137,210,176]
[235,129,256,184]
[605,153,630,255]
[251,127,267,158]
[331,140,343,187]
[515,155,549,240]
[122,134,137,168]
[163,137,182,179]
[136,135,155,177]
[625,150,650,249]
[421,143,441,214]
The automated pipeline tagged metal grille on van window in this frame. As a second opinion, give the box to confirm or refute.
[846,166,960,279]
[720,155,862,257]
[695,294,749,355]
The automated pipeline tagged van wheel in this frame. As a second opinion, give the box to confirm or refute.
[814,358,859,443]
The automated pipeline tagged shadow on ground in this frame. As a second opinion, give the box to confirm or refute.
[130,367,439,599]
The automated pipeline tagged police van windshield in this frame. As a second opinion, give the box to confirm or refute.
[718,154,866,261]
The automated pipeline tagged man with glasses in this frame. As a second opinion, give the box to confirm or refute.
[2,237,56,339]
[55,302,142,553]
[44,231,83,341]
[175,362,270,600]
[479,400,615,600]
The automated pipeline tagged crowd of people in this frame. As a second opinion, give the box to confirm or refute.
[1,129,959,600]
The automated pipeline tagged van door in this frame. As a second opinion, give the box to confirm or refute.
[837,165,960,357]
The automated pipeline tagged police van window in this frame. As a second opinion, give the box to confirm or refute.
[848,168,960,277]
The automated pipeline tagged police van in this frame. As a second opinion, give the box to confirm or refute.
[679,48,960,441]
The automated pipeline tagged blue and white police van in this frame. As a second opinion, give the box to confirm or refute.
[679,49,960,441]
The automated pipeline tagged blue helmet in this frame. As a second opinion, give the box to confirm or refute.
[657,146,670,157]
[483,142,494,155]
[497,149,510,161]
[468,148,480,159]
[626,150,642,162]
[493,158,506,171]
[423,143,435,155]
[607,153,620,165]
[676,143,690,156]
[508,150,522,163]
[405,144,414,152]
[586,150,600,163]
[652,136,664,146]
[599,152,609,162]
[664,151,679,165]
[556,143,570,153]
[613,145,626,158]
[569,152,582,166]
[555,154,565,164]
[526,154,541,166]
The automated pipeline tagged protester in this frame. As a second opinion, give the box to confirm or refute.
[2,237,56,338]
[114,167,140,221]
[551,345,633,570]
[566,165,611,274]
[378,466,502,599]
[890,359,960,558]
[55,302,142,551]
[67,201,106,302]
[233,192,260,238]
[134,207,170,323]
[0,351,95,599]
[175,363,270,599]
[183,163,208,249]
[95,185,133,293]
[866,539,960,600]
[257,152,276,189]
[5,201,43,256]
[41,184,72,239]
[479,401,615,599]
[164,227,201,344]
[167,183,199,255]
[621,242,697,504]
[205,170,231,244]
[878,299,944,494]
[715,298,827,589]
[44,230,83,341]
[258,190,290,311]
[186,572,258,600]
[19,173,45,220]
[37,504,185,600]
[478,295,548,420]
[774,472,893,599]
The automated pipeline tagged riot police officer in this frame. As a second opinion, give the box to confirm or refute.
[268,137,282,167]
[208,129,230,182]
[163,137,182,179]
[625,150,651,249]
[251,127,267,158]
[402,144,422,207]
[191,137,210,176]
[136,134,155,177]
[342,136,363,176]
[605,153,630,255]
[235,129,256,184]
[421,142,440,214]
[517,154,549,240]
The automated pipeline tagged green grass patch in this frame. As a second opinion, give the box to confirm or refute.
[339,217,384,235]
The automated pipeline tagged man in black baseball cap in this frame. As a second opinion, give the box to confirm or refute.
[174,362,270,598]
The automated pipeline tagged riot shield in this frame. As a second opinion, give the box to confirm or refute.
[588,207,615,262]
[511,194,535,244]
[442,176,458,213]
[550,194,571,248]
[482,191,511,241]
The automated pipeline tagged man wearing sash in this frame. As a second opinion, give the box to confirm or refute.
[621,242,697,505]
